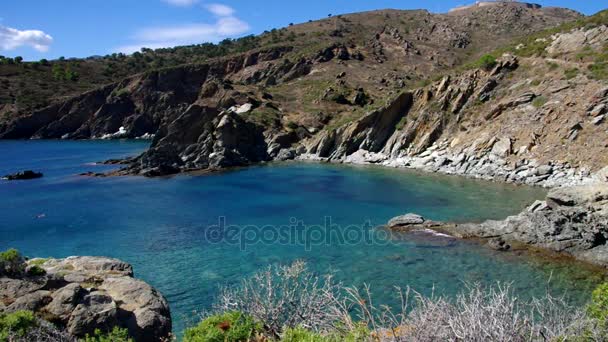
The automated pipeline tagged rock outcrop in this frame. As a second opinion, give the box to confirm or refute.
[388,184,608,267]
[2,170,43,181]
[0,256,171,341]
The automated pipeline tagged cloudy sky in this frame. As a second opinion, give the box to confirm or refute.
[1,0,605,61]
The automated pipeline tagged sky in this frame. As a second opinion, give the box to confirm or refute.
[1,0,606,61]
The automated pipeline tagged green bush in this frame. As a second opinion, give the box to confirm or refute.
[282,327,330,342]
[184,311,261,342]
[588,283,608,322]
[282,325,370,342]
[532,96,547,108]
[84,326,133,342]
[564,68,580,80]
[0,311,38,340]
[588,62,608,80]
[0,248,25,275]
[26,265,46,277]
[477,54,498,71]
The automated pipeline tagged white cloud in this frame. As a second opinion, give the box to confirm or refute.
[205,3,235,17]
[0,24,53,52]
[115,3,249,54]
[162,0,199,7]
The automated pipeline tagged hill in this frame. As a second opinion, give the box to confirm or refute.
[2,2,607,186]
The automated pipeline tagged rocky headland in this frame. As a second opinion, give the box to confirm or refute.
[0,254,171,341]
[388,183,608,267]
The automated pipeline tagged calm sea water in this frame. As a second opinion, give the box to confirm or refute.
[0,140,604,335]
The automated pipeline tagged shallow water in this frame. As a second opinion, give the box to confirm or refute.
[0,140,604,335]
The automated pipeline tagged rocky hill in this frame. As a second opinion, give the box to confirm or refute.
[2,3,607,186]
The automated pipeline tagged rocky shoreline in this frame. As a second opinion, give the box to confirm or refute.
[386,183,608,268]
[296,145,608,188]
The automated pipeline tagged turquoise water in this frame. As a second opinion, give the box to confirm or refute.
[0,140,604,335]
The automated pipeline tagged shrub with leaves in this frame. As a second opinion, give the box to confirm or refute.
[477,54,498,71]
[183,311,261,342]
[83,327,133,342]
[0,311,38,340]
[0,248,25,276]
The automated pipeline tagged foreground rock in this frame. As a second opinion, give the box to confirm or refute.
[2,170,43,181]
[0,256,171,341]
[387,184,608,267]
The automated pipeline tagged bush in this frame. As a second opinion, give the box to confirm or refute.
[532,96,547,108]
[26,265,46,277]
[477,54,498,71]
[0,248,25,275]
[213,261,345,337]
[183,311,261,342]
[0,311,38,340]
[84,326,133,342]
[588,283,608,322]
[564,67,580,80]
[282,327,330,342]
[207,261,602,341]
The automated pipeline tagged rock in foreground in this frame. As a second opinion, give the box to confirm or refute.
[0,255,171,341]
[2,170,43,181]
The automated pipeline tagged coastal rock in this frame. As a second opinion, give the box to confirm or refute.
[67,292,119,337]
[388,214,425,228]
[0,256,171,341]
[2,170,43,181]
[432,184,608,267]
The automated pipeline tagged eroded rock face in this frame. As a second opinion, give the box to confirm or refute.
[0,256,171,342]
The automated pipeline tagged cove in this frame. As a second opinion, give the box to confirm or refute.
[0,140,605,335]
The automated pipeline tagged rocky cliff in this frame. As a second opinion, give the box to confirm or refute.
[0,255,171,341]
[0,5,590,178]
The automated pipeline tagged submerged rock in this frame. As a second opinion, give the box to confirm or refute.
[2,170,43,181]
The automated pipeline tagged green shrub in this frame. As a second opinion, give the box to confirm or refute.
[282,327,330,342]
[0,248,25,275]
[588,62,608,80]
[28,258,48,267]
[184,311,261,342]
[0,311,38,340]
[84,326,133,342]
[588,283,608,322]
[477,54,498,71]
[26,265,46,277]
[546,61,559,71]
[281,325,370,342]
[532,96,547,108]
[564,68,580,80]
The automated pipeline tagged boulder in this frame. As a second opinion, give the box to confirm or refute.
[491,137,512,157]
[67,292,118,337]
[100,277,172,341]
[46,283,83,320]
[388,214,425,228]
[0,256,171,341]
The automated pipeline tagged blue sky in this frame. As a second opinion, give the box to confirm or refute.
[1,0,606,61]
